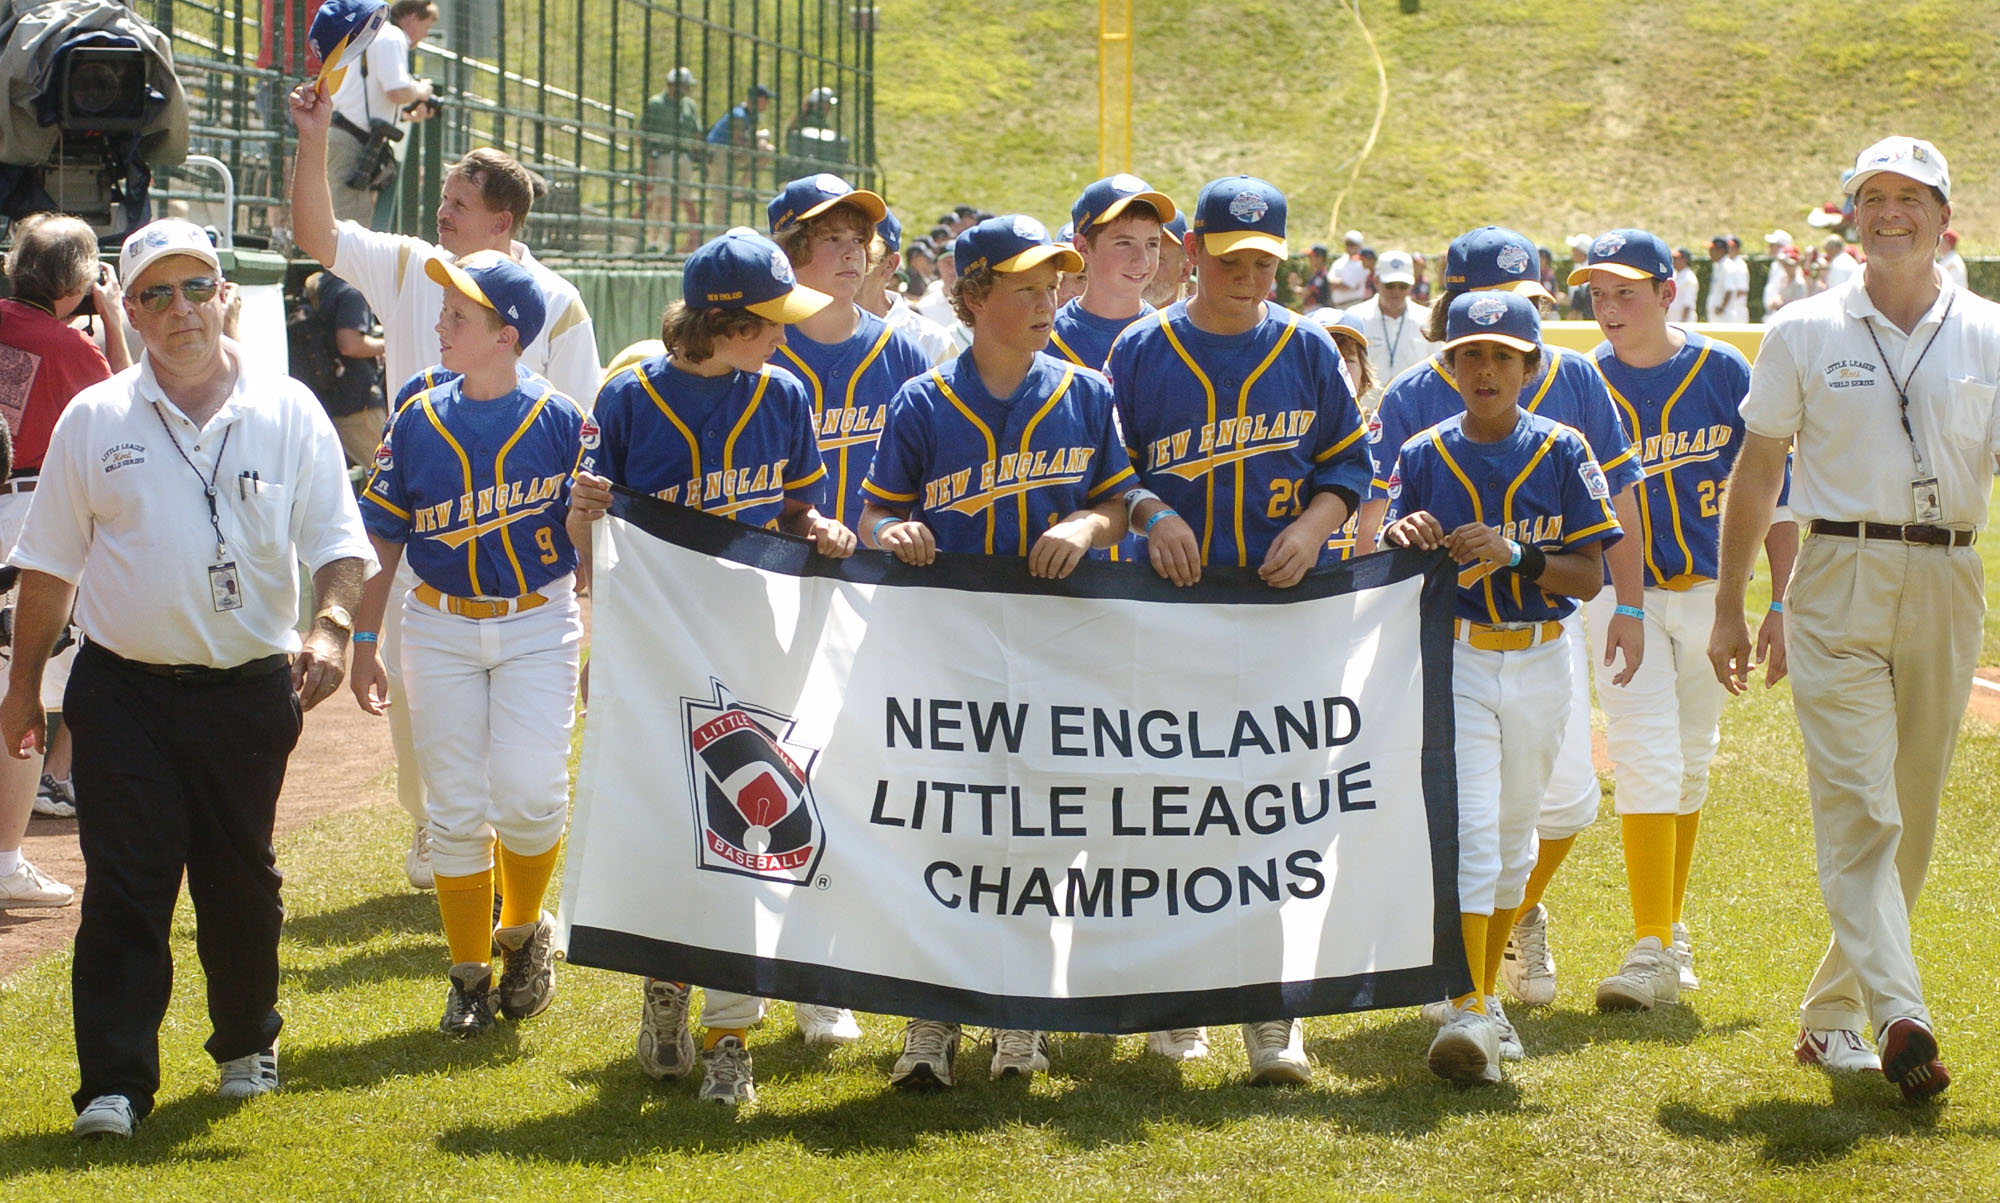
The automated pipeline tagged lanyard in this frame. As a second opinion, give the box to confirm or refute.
[153,402,232,561]
[1379,308,1409,373]
[1861,293,1952,477]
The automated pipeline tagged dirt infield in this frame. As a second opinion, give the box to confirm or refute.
[0,696,397,979]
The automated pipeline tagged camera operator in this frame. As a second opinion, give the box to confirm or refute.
[325,0,439,227]
[0,213,131,910]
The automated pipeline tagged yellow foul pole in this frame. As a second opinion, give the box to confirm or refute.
[1098,0,1132,175]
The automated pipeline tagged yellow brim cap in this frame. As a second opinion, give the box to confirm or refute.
[746,281,835,323]
[798,189,888,226]
[1472,278,1553,303]
[1566,262,1655,286]
[1202,230,1288,259]
[1095,190,1178,228]
[425,256,496,310]
[994,244,1085,274]
[1442,331,1539,354]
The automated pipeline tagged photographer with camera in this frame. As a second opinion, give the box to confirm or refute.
[325,0,439,227]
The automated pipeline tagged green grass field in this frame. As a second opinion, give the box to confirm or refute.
[5,556,2000,1199]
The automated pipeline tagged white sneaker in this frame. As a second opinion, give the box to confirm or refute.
[795,1004,861,1046]
[1595,936,1680,1011]
[1242,1019,1311,1085]
[33,774,75,818]
[989,1028,1049,1079]
[1419,998,1457,1025]
[1144,1027,1209,1061]
[217,1043,279,1098]
[1427,1001,1502,1085]
[890,1019,960,1089]
[635,979,697,1080]
[0,858,74,908]
[1794,1026,1881,1074]
[73,1094,136,1139]
[698,1035,755,1105]
[1501,903,1556,1006]
[404,825,435,891]
[1487,996,1524,1061]
[1671,921,1700,992]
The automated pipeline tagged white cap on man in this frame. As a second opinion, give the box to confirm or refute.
[1376,249,1416,286]
[118,219,222,287]
[1845,135,1950,201]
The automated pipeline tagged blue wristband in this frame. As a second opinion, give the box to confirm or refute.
[1507,539,1522,567]
[1144,508,1178,534]
[352,631,379,644]
[1614,604,1645,620]
[871,516,900,544]
[1768,600,1784,613]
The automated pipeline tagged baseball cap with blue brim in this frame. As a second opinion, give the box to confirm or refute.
[768,173,888,237]
[1070,174,1177,240]
[425,250,548,346]
[309,0,387,95]
[1191,176,1287,258]
[682,230,832,323]
[1566,229,1674,285]
[1444,226,1551,300]
[1845,135,1951,201]
[1443,290,1541,355]
[953,215,1084,276]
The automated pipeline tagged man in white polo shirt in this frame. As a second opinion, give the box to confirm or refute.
[0,219,374,1139]
[1710,135,2000,1104]
[1342,249,1435,406]
[289,77,603,888]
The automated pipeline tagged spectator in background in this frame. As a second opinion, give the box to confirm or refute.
[309,271,387,467]
[1538,246,1560,300]
[639,67,703,252]
[1822,234,1859,289]
[1344,249,1435,405]
[1410,250,1432,305]
[1764,246,1808,316]
[1142,212,1191,309]
[1565,234,1594,319]
[1706,236,1749,323]
[1305,244,1333,308]
[705,83,774,228]
[326,0,438,227]
[860,212,954,365]
[902,238,936,293]
[1668,247,1700,323]
[1938,229,1968,291]
[1329,229,1370,305]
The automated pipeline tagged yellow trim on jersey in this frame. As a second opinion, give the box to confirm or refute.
[1011,365,1076,553]
[1498,428,1561,613]
[1427,430,1499,620]
[418,391,482,594]
[1088,463,1138,502]
[861,478,919,503]
[1565,516,1620,543]
[395,243,414,292]
[1230,316,1299,563]
[491,379,555,595]
[547,297,587,341]
[368,495,412,520]
[636,362,704,503]
[1595,341,1711,585]
[1155,319,1219,563]
[927,368,1001,554]
[777,323,897,525]
[721,369,770,499]
[1156,312,1298,566]
[1047,329,1089,368]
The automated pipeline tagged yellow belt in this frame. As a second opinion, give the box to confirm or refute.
[1454,618,1564,652]
[1652,573,1712,592]
[413,582,549,620]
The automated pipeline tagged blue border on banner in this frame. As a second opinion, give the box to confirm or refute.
[571,488,1471,1030]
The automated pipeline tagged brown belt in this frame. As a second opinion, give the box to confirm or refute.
[1807,519,1975,548]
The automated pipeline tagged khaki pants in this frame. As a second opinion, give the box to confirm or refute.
[1788,533,1982,1036]
[332,407,388,469]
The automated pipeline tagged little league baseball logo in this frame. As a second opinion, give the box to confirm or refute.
[1110,173,1148,195]
[1496,243,1531,276]
[1592,232,1627,257]
[373,439,394,472]
[769,248,794,284]
[812,172,847,195]
[579,416,600,450]
[681,680,825,885]
[1228,191,1268,223]
[1468,295,1509,325]
[1012,215,1047,241]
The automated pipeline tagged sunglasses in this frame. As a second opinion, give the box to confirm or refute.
[134,276,220,312]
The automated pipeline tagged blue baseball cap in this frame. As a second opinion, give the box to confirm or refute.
[309,0,387,93]
[1443,290,1541,355]
[877,210,902,252]
[1191,175,1287,258]
[1163,212,1189,242]
[425,250,547,346]
[1308,307,1369,349]
[682,229,832,322]
[768,173,887,237]
[1566,228,1673,285]
[1070,174,1176,240]
[1444,226,1551,300]
[953,215,1083,277]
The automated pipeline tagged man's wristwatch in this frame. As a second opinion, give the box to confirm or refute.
[314,605,355,636]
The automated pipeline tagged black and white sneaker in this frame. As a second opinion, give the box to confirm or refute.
[73,1094,135,1139]
[493,911,556,1021]
[440,962,497,1037]
[218,1043,280,1098]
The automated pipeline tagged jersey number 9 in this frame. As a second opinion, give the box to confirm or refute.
[536,525,560,564]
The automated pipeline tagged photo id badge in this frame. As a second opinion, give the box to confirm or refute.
[209,561,243,612]
[1913,477,1944,524]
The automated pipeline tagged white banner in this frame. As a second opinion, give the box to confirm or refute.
[559,494,1468,1031]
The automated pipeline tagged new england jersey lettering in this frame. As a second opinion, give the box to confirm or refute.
[585,356,827,530]
[773,306,930,529]
[863,353,1135,555]
[362,372,584,597]
[1106,301,1370,568]
[1386,410,1623,624]
[1368,346,1642,502]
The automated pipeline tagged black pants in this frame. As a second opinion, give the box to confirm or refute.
[66,642,301,1118]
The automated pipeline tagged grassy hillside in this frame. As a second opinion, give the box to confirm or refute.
[873,0,2000,253]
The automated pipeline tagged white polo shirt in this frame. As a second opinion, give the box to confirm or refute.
[331,21,416,131]
[1344,295,1438,401]
[331,223,604,408]
[1741,275,2000,528]
[10,341,377,668]
[1668,267,1700,323]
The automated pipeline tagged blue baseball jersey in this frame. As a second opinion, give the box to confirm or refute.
[584,355,828,530]
[394,365,460,411]
[1386,411,1623,624]
[1050,299,1154,372]
[1106,301,1370,569]
[361,371,584,598]
[1367,347,1643,506]
[1591,332,1754,586]
[863,352,1136,556]
[772,307,930,529]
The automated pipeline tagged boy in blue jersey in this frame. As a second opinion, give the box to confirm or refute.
[1310,308,1378,560]
[1362,225,1648,1011]
[351,252,584,1042]
[1568,230,1798,1014]
[1384,291,1622,1084]
[857,215,1133,1086]
[569,229,854,1106]
[1104,175,1371,1082]
[1049,174,1175,371]
[766,174,933,531]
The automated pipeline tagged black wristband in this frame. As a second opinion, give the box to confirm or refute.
[1513,542,1547,582]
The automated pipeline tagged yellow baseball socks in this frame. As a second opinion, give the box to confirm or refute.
[434,869,496,966]
[497,841,561,929]
[1456,913,1488,1013]
[1672,811,1701,924]
[1517,834,1575,914]
[1621,813,1676,946]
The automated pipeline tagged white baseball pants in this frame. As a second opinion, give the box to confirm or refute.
[1586,583,1728,816]
[1535,611,1602,840]
[1453,636,1571,914]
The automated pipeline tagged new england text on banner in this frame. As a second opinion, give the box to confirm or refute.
[559,492,1468,1033]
